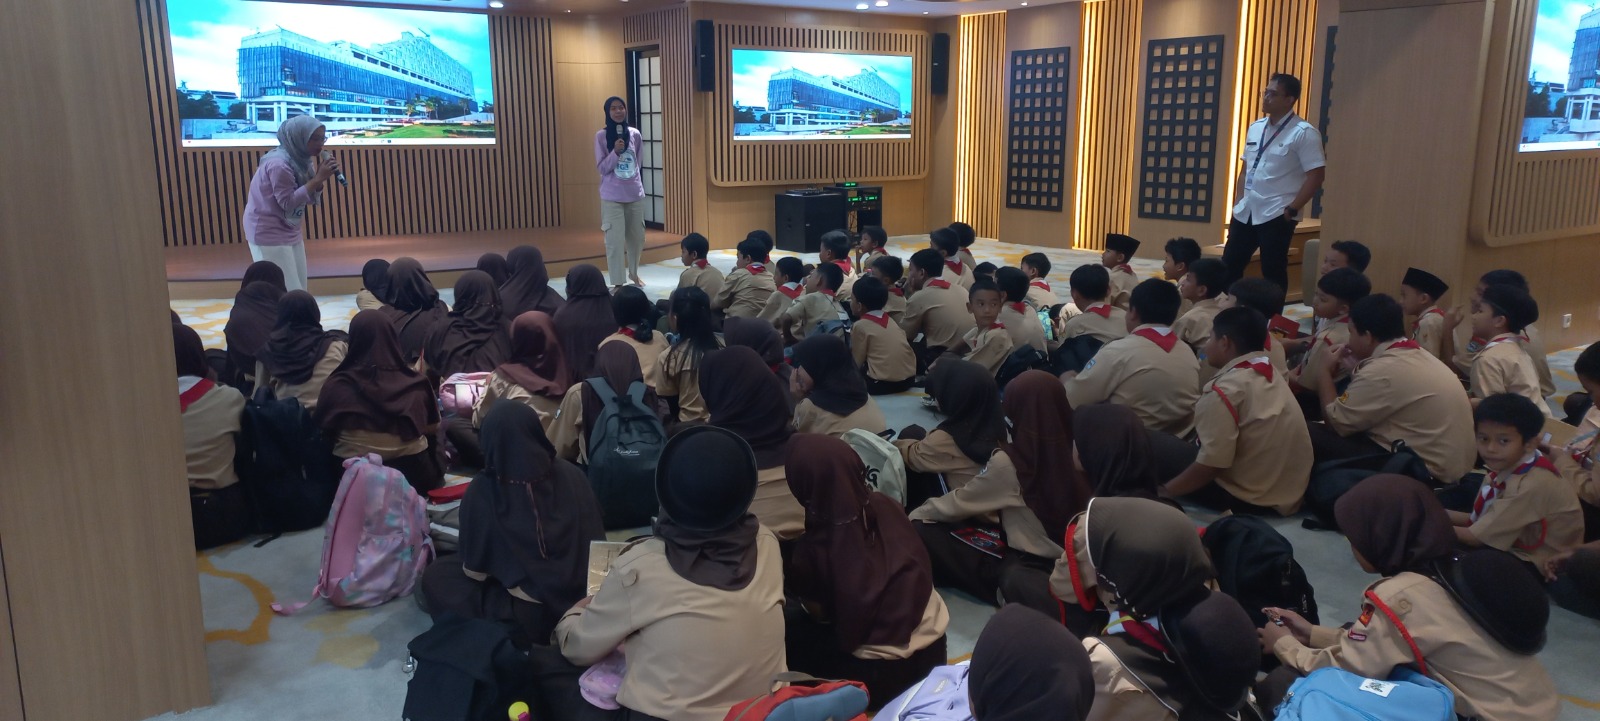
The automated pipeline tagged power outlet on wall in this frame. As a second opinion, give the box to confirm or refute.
[1563,313,1573,329]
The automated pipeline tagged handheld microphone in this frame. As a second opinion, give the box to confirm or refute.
[320,150,348,187]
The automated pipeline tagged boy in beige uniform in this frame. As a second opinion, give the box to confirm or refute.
[902,249,977,372]
[712,237,775,319]
[1163,307,1312,515]
[1063,279,1201,436]
[957,280,1015,375]
[1450,393,1583,569]
[995,267,1047,352]
[1219,277,1291,375]
[1398,266,1449,362]
[1020,253,1062,310]
[1467,283,1551,417]
[781,263,847,342]
[850,277,916,394]
[817,230,859,310]
[1102,233,1142,310]
[757,257,806,328]
[865,254,909,325]
[1171,257,1228,356]
[1444,269,1556,397]
[1061,264,1128,344]
[929,227,974,290]
[1289,267,1369,390]
[855,225,888,274]
[677,232,724,299]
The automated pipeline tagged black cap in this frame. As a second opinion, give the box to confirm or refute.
[655,425,758,532]
[1105,233,1141,257]
[1402,267,1450,300]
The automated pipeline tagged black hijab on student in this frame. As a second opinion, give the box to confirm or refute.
[723,316,795,410]
[225,279,287,380]
[173,322,212,379]
[970,605,1096,721]
[422,270,512,379]
[702,346,795,469]
[241,260,287,293]
[500,245,565,317]
[552,264,617,380]
[1073,403,1163,500]
[475,252,510,287]
[603,96,628,149]
[459,402,604,609]
[926,359,1006,463]
[791,335,869,417]
[383,257,450,363]
[259,290,347,385]
[361,259,391,304]
[316,309,438,441]
[653,426,761,591]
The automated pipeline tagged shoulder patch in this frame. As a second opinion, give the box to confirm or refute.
[1358,602,1375,627]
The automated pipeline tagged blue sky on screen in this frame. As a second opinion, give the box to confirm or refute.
[731,49,914,112]
[1529,0,1596,87]
[166,0,494,103]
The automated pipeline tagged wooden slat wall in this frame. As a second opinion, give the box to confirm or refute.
[954,12,1008,238]
[1073,0,1143,250]
[624,6,695,236]
[1225,0,1320,217]
[137,0,561,247]
[709,23,931,186]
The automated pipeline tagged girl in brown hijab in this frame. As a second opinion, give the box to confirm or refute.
[500,245,565,317]
[316,309,444,492]
[224,279,287,392]
[256,290,348,411]
[547,341,666,471]
[242,260,288,292]
[789,334,886,438]
[784,434,948,709]
[421,270,513,382]
[702,345,803,538]
[894,359,1005,510]
[971,605,1096,721]
[1073,403,1164,500]
[475,252,510,287]
[473,311,571,429]
[552,264,616,380]
[722,316,795,411]
[382,257,449,364]
[356,259,390,310]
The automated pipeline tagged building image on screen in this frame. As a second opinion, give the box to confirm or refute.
[1521,0,1600,152]
[166,0,495,146]
[730,49,914,140]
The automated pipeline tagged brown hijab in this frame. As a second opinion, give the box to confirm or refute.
[1072,403,1162,499]
[702,346,795,469]
[241,260,287,292]
[723,316,794,409]
[785,434,934,652]
[1085,497,1213,618]
[225,280,287,378]
[552,264,616,380]
[501,245,565,317]
[422,271,512,378]
[581,342,662,449]
[970,605,1097,721]
[494,311,571,398]
[791,334,869,417]
[1335,474,1458,577]
[259,290,347,385]
[382,257,449,363]
[927,359,1006,463]
[1002,371,1092,542]
[315,309,438,440]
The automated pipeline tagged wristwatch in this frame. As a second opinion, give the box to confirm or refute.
[1285,206,1301,220]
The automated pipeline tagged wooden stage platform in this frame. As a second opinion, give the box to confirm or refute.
[166,227,680,299]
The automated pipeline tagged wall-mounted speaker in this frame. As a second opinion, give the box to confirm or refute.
[695,20,715,93]
[931,33,950,96]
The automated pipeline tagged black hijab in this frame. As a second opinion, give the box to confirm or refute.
[792,335,869,417]
[501,245,565,317]
[603,96,629,149]
[460,402,605,608]
[225,279,287,377]
[1085,497,1213,617]
[927,359,1006,463]
[422,270,512,378]
[723,317,794,409]
[970,605,1096,721]
[653,426,761,591]
[552,264,616,380]
[1002,371,1092,542]
[361,259,391,304]
[475,252,510,286]
[382,257,449,363]
[1073,403,1163,499]
[241,260,287,293]
[702,346,795,469]
[259,290,347,385]
[1335,474,1458,577]
[173,322,212,379]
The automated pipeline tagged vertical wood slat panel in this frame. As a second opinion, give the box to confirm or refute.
[1073,0,1142,250]
[624,6,694,236]
[1225,0,1319,231]
[955,12,1007,238]
[136,0,561,247]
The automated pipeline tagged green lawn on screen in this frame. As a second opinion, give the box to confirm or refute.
[369,124,496,139]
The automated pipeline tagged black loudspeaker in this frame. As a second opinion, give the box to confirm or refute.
[774,192,846,254]
[695,20,715,92]
[930,33,950,96]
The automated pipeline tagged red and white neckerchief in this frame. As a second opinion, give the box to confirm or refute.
[1472,452,1559,521]
[1232,355,1275,382]
[1485,333,1520,350]
[1030,279,1052,292]
[861,310,890,328]
[889,286,905,297]
[777,282,803,300]
[617,326,638,339]
[927,279,952,290]
[987,322,1006,331]
[945,260,965,276]
[833,259,853,274]
[1386,339,1420,352]
[178,377,214,412]
[1411,307,1442,335]
[693,259,709,269]
[1115,264,1134,275]
[819,288,836,298]
[1008,302,1029,316]
[1133,326,1179,352]
[746,262,766,274]
[1104,611,1171,654]
[1083,303,1113,318]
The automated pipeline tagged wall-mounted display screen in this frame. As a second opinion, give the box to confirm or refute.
[1520,0,1600,152]
[166,0,495,146]
[730,49,914,140]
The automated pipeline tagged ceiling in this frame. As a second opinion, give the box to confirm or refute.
[338,0,1077,17]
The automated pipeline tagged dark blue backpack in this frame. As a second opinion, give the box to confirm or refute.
[585,378,666,529]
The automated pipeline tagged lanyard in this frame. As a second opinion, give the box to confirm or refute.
[1250,114,1296,172]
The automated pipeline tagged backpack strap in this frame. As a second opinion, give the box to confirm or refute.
[626,380,647,407]
[586,377,620,406]
[1363,589,1428,676]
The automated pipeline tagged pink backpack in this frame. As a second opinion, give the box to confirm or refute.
[440,372,491,420]
[272,454,434,614]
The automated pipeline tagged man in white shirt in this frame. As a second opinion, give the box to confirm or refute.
[1223,73,1326,291]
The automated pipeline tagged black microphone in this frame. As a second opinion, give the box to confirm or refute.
[320,150,348,187]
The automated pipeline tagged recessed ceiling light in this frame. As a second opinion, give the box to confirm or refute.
[1020,1,1028,4]
[922,10,929,13]
[488,0,503,7]
[875,0,888,5]
[855,2,868,8]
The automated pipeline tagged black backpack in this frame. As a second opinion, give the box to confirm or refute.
[1202,515,1319,629]
[235,396,341,539]
[586,378,667,529]
[1303,440,1433,531]
[1051,334,1105,375]
[996,344,1051,388]
[404,616,532,721]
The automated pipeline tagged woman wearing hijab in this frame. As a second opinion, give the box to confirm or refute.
[598,286,668,382]
[1078,497,1261,721]
[241,259,288,292]
[702,346,802,538]
[784,434,949,708]
[790,335,886,438]
[1073,403,1166,500]
[549,342,665,468]
[241,114,340,291]
[893,359,1004,510]
[550,426,785,721]
[501,245,566,317]
[907,370,1084,612]
[1258,475,1558,721]
[421,270,512,383]
[255,290,348,411]
[970,605,1096,721]
[316,310,445,493]
[553,264,618,381]
[472,311,572,430]
[596,96,646,288]
[476,252,511,287]
[176,321,250,549]
[723,316,795,412]
[224,278,287,393]
[654,286,723,424]
[420,402,604,646]
[382,257,450,365]
[356,259,390,311]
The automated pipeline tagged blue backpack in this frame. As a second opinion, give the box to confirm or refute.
[1275,667,1454,721]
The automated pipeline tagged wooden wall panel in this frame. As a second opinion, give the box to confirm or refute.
[138,0,562,247]
[954,13,1008,238]
[998,4,1082,248]
[1074,0,1143,250]
[624,6,696,236]
[0,543,20,721]
[1225,0,1320,231]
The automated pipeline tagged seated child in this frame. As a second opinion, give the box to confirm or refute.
[929,227,973,289]
[758,256,807,327]
[1060,264,1128,344]
[791,335,887,438]
[1020,252,1061,310]
[995,266,1047,352]
[857,224,889,272]
[957,279,1015,375]
[1162,237,1202,283]
[1468,283,1551,417]
[175,321,250,550]
[1064,279,1201,436]
[1553,344,1600,532]
[677,232,724,298]
[868,254,909,325]
[949,221,978,270]
[1318,238,1371,275]
[1445,269,1555,397]
[1102,233,1142,310]
[599,286,669,383]
[1162,307,1313,515]
[653,287,724,423]
[894,359,1003,506]
[973,262,997,284]
[850,276,917,395]
[712,236,776,319]
[1288,267,1370,390]
[1449,393,1582,570]
[781,262,848,343]
[746,229,775,258]
[1171,257,1229,356]
[1399,266,1449,361]
[818,229,859,309]
[902,249,977,372]
[1218,276,1289,374]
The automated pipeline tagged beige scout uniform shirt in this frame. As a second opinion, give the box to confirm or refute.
[751,465,805,538]
[907,450,1065,559]
[1470,334,1552,417]
[1065,325,1202,437]
[963,323,1015,375]
[333,428,428,462]
[1172,297,1223,353]
[894,430,984,492]
[902,280,976,350]
[857,249,887,275]
[1411,307,1447,362]
[999,303,1047,352]
[783,291,847,339]
[1025,280,1061,311]
[943,260,974,291]
[652,341,723,424]
[600,331,670,386]
[355,288,384,311]
[1083,637,1181,721]
[1554,440,1600,507]
[825,260,859,308]
[472,369,563,430]
[678,262,725,299]
[851,312,916,382]
[1453,323,1555,397]
[1195,355,1314,514]
[712,265,776,319]
[182,381,246,490]
[556,529,788,721]
[1322,339,1477,484]
[759,283,804,328]
[1470,459,1582,567]
[884,289,909,326]
[1107,265,1139,310]
[548,382,589,464]
[1298,316,1352,384]
[1272,572,1560,721]
[1062,303,1129,344]
[793,397,887,439]
[255,340,347,413]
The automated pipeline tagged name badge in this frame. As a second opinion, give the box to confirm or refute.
[614,150,639,180]
[1244,167,1256,191]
